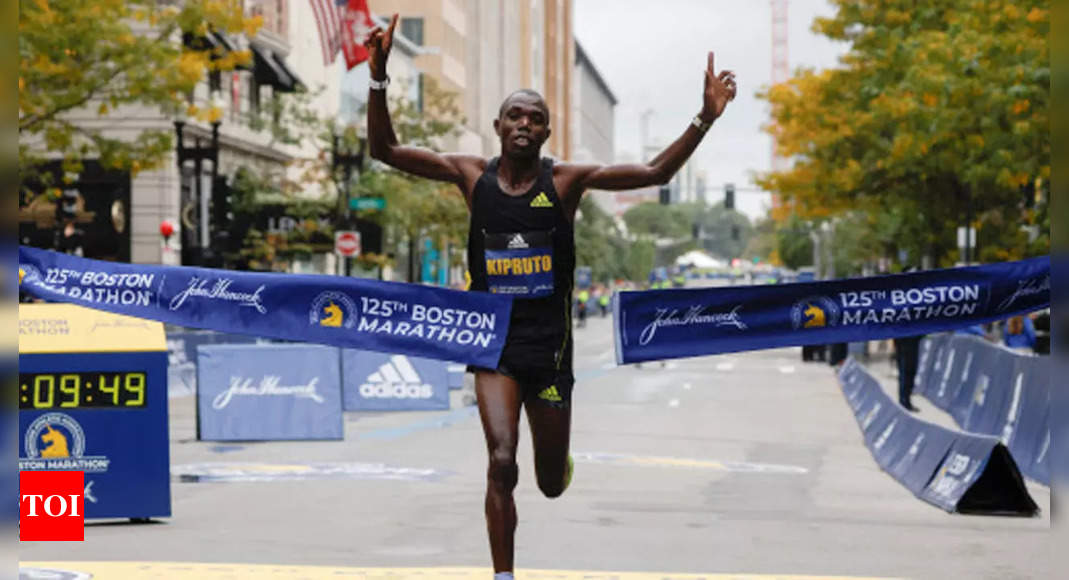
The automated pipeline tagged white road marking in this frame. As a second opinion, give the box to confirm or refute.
[778,365,796,374]
[716,362,735,371]
[572,452,809,474]
[18,562,896,579]
[668,398,680,408]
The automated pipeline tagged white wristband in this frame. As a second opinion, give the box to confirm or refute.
[369,76,390,91]
[691,115,712,133]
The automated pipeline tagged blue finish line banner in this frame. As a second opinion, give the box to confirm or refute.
[18,246,512,369]
[614,257,1050,364]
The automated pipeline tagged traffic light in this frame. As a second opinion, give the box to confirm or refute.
[724,183,735,210]
[731,224,740,241]
[56,188,79,223]
[659,184,671,205]
[211,176,233,233]
[211,176,236,253]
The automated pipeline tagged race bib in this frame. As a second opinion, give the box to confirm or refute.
[483,231,555,298]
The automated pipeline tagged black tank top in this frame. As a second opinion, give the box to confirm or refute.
[467,157,575,343]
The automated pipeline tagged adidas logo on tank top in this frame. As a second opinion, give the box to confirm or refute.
[507,234,529,249]
[529,192,554,208]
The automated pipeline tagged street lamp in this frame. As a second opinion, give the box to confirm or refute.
[174,96,222,266]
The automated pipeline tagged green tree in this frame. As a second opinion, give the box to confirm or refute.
[622,202,692,240]
[574,195,632,284]
[354,78,469,281]
[743,217,778,264]
[776,215,815,271]
[220,79,469,277]
[758,0,1049,266]
[692,203,752,259]
[626,239,656,283]
[827,213,884,276]
[19,0,260,176]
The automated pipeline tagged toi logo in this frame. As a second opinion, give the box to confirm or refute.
[20,471,84,541]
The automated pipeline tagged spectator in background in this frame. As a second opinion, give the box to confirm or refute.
[955,323,988,339]
[575,288,590,328]
[893,335,923,412]
[1003,315,1036,352]
[828,342,849,367]
[1032,310,1050,354]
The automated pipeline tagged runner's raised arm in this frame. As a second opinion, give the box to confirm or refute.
[364,14,484,199]
[555,52,737,197]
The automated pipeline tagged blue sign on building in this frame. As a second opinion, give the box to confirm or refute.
[342,350,450,411]
[196,344,344,441]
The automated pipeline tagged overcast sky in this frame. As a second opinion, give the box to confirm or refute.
[574,0,848,221]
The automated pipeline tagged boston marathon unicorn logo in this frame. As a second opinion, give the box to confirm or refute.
[790,296,840,330]
[320,301,345,327]
[18,265,41,286]
[40,425,71,458]
[309,291,359,329]
[802,303,825,328]
[20,412,111,473]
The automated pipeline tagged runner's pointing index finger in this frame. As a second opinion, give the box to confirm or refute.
[708,51,715,75]
[386,13,399,38]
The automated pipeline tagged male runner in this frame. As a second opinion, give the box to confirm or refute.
[365,15,736,577]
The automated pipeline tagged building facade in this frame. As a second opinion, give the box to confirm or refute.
[571,40,617,217]
[19,0,342,267]
[368,0,573,159]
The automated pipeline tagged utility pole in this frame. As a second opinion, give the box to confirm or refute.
[639,108,655,162]
[770,0,790,210]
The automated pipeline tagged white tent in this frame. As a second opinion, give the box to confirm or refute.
[674,250,726,270]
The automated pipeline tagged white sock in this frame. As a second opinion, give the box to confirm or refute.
[494,573,514,580]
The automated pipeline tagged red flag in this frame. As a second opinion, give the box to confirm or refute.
[340,0,375,70]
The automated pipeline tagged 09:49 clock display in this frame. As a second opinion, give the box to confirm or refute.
[19,372,147,409]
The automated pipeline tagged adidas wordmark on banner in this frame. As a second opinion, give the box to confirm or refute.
[360,355,433,399]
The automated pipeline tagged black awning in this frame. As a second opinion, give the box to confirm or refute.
[211,30,237,52]
[270,52,305,93]
[251,44,300,93]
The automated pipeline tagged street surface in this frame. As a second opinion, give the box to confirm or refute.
[21,314,1050,579]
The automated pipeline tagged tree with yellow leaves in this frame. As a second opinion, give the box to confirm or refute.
[759,0,1048,267]
[19,0,260,177]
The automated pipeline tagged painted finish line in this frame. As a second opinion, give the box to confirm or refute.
[19,563,901,580]
[172,462,450,483]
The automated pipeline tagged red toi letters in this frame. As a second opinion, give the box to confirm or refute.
[20,471,84,541]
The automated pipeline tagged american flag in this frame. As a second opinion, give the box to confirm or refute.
[309,0,345,65]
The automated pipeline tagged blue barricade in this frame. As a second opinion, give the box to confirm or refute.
[914,333,1049,485]
[341,350,450,411]
[838,358,1037,515]
[166,329,264,398]
[196,344,344,441]
[447,363,467,390]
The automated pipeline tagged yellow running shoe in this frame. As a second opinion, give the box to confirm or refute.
[563,455,574,492]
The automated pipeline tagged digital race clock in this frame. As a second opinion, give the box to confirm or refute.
[19,371,147,409]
